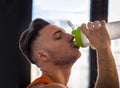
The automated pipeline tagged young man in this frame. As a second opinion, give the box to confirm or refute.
[19,18,119,88]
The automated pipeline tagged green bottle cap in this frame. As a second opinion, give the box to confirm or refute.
[71,27,86,47]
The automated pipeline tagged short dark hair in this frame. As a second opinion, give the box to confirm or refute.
[19,18,50,64]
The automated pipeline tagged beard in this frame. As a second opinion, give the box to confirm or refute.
[52,56,78,65]
[44,48,80,66]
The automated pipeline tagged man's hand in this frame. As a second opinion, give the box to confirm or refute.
[81,20,119,88]
[81,20,111,50]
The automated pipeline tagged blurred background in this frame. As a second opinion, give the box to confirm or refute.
[0,0,120,88]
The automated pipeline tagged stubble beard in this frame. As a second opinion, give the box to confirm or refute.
[44,48,80,66]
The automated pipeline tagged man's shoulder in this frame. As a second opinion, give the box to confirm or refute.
[31,83,67,88]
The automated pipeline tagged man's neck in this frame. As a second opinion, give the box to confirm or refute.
[41,63,72,86]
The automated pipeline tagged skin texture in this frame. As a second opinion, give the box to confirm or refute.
[28,20,119,88]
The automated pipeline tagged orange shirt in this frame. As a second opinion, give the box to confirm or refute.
[27,76,53,88]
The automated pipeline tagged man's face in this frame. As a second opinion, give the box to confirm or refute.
[37,24,81,65]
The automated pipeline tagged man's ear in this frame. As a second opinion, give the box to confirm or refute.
[35,50,49,62]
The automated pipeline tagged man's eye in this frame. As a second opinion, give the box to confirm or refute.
[55,34,61,40]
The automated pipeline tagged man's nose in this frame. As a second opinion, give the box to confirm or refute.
[66,33,74,43]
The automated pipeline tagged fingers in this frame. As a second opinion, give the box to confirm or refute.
[81,21,99,34]
[93,21,100,29]
[88,22,93,30]
[88,21,100,30]
[81,20,106,30]
[81,20,106,33]
[101,20,106,29]
[81,23,88,35]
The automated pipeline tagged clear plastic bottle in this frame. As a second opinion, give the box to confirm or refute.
[71,21,120,47]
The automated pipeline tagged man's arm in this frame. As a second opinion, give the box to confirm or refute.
[95,47,119,88]
[81,20,119,88]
